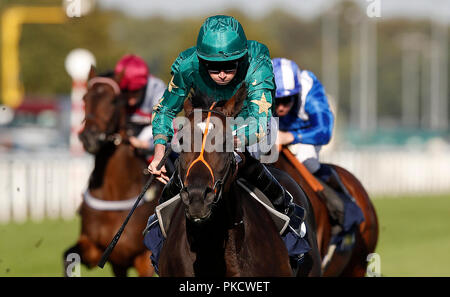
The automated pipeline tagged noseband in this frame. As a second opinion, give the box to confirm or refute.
[87,77,121,95]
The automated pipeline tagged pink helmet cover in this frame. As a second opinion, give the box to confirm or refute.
[114,54,149,91]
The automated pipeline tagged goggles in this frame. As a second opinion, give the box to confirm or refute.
[275,94,297,105]
[204,60,239,74]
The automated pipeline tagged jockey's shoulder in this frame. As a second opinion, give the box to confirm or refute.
[245,41,274,90]
[171,46,197,75]
[247,40,271,61]
[300,69,318,81]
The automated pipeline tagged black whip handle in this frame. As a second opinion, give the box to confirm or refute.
[98,145,172,268]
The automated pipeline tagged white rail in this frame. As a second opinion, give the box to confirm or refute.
[0,150,449,224]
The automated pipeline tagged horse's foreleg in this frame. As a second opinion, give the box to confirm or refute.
[134,250,155,277]
[63,235,103,276]
[77,234,103,268]
[323,249,353,276]
[111,265,128,277]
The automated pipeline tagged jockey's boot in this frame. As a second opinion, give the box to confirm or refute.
[314,164,364,249]
[239,154,304,236]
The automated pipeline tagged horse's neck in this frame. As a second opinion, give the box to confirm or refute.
[185,185,243,276]
[88,143,116,189]
[185,215,228,276]
[88,143,145,199]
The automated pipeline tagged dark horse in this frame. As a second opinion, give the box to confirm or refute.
[63,68,162,276]
[275,148,379,276]
[157,86,321,277]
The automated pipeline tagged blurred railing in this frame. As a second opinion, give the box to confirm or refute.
[0,150,449,224]
[321,149,450,197]
[0,152,93,224]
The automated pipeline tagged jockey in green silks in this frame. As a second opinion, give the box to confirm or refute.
[150,16,275,157]
[145,15,311,274]
[148,15,305,237]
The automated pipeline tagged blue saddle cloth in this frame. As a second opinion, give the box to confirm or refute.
[143,206,311,274]
[143,215,163,274]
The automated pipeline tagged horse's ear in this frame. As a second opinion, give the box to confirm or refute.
[114,68,125,84]
[88,65,97,80]
[184,97,194,117]
[222,83,247,117]
[183,89,196,117]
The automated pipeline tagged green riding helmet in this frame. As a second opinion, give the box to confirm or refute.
[196,15,248,62]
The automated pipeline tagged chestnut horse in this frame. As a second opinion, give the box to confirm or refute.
[274,149,379,276]
[63,68,162,277]
[157,86,321,277]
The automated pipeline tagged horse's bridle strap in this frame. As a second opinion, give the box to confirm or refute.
[185,102,217,187]
[88,77,121,95]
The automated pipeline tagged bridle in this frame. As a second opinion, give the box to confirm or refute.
[178,103,237,206]
[83,77,128,147]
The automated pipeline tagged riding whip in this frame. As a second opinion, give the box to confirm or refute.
[98,145,172,268]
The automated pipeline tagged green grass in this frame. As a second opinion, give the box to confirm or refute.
[372,194,450,276]
[0,194,449,276]
[0,217,137,277]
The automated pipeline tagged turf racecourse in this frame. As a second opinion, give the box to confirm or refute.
[0,194,449,277]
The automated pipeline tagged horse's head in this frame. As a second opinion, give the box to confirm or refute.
[177,84,247,223]
[79,66,126,154]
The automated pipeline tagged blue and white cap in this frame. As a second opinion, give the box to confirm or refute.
[272,57,302,98]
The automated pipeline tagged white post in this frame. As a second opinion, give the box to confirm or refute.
[401,34,422,128]
[64,48,96,156]
[322,8,339,110]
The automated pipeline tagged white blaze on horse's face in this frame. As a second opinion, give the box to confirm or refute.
[197,121,214,135]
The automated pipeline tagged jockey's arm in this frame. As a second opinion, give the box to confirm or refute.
[290,78,334,145]
[149,58,188,183]
[235,53,275,147]
[151,61,188,147]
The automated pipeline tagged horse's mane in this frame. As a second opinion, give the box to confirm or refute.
[189,89,227,110]
[98,70,115,78]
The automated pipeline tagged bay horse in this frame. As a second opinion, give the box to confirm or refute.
[63,68,162,277]
[157,86,321,277]
[274,148,379,276]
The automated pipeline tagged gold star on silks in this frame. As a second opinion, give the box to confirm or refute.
[252,79,257,86]
[152,97,164,111]
[168,76,178,93]
[251,92,272,115]
[152,97,164,121]
[254,123,267,140]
